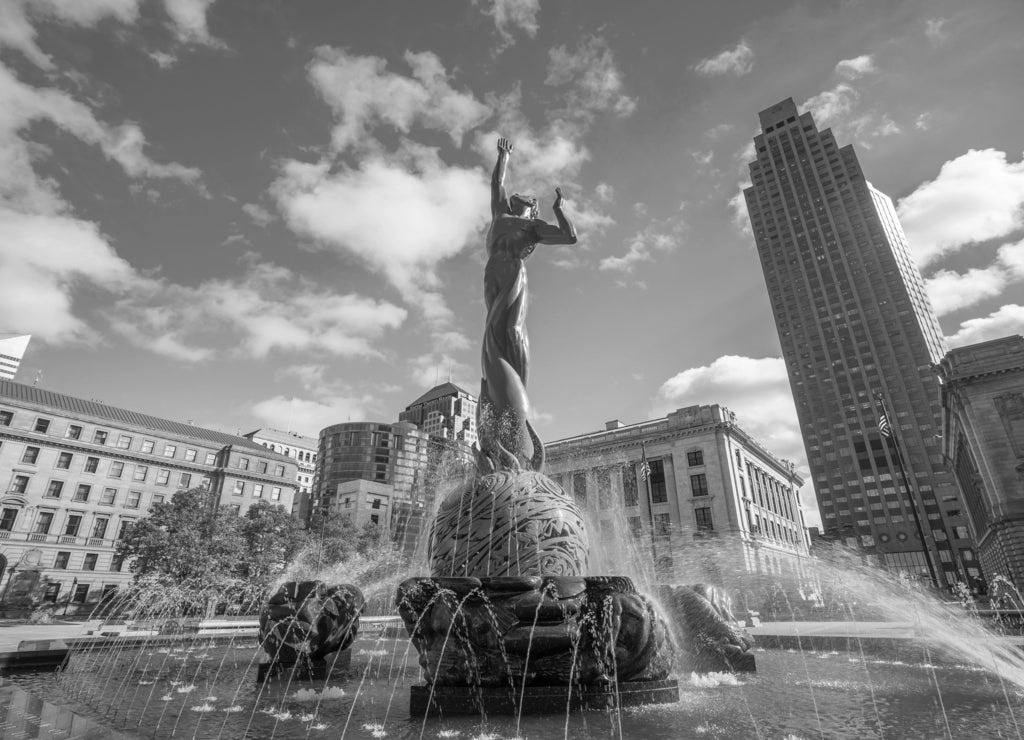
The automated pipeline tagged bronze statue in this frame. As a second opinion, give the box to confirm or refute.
[478,137,577,473]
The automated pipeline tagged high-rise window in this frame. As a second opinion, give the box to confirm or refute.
[66,425,82,440]
[687,450,704,466]
[21,446,39,464]
[56,452,73,469]
[84,457,99,473]
[73,484,90,502]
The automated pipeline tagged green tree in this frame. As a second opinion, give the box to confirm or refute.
[239,501,307,590]
[117,488,244,588]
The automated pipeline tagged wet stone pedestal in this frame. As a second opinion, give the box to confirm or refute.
[257,581,364,683]
[396,575,680,716]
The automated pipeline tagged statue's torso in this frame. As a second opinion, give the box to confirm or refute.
[487,215,539,261]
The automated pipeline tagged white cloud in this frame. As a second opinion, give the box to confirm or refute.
[479,0,540,49]
[161,0,221,46]
[925,238,1024,316]
[0,0,141,68]
[545,36,637,119]
[242,203,274,226]
[595,182,614,203]
[706,123,734,140]
[0,208,137,344]
[835,54,876,80]
[728,188,752,237]
[652,355,808,484]
[915,112,932,130]
[600,219,682,274]
[250,393,374,439]
[309,47,491,153]
[409,352,474,391]
[801,83,859,126]
[925,17,949,43]
[897,149,1024,267]
[108,258,407,362]
[272,152,488,326]
[947,304,1024,348]
[694,39,754,76]
[0,62,201,213]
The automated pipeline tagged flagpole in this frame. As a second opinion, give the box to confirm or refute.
[639,440,658,571]
[876,393,940,589]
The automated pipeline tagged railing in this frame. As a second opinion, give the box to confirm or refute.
[0,530,10,539]
[88,538,105,547]
[0,530,117,548]
[28,533,48,542]
[58,535,79,544]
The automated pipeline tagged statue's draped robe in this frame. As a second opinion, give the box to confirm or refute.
[479,216,543,471]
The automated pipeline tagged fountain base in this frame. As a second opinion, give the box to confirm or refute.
[410,678,680,716]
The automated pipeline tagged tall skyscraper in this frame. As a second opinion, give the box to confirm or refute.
[743,98,977,587]
[0,334,31,381]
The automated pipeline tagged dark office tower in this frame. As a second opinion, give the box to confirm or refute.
[743,98,980,587]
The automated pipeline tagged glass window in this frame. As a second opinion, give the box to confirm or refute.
[238,458,249,470]
[116,520,132,540]
[44,480,64,498]
[0,508,18,531]
[100,488,117,505]
[163,445,176,458]
[126,490,142,508]
[117,435,133,450]
[11,475,29,494]
[66,425,82,440]
[694,507,714,531]
[233,480,245,496]
[110,553,125,572]
[622,464,638,507]
[0,410,12,426]
[34,418,51,433]
[55,551,70,569]
[64,514,82,536]
[84,457,99,473]
[133,465,148,482]
[92,519,108,539]
[271,487,281,501]
[687,450,704,466]
[152,494,165,506]
[275,464,285,477]
[42,583,61,603]
[56,452,73,469]
[33,511,54,534]
[654,513,671,535]
[257,461,268,474]
[72,583,90,602]
[73,484,90,502]
[156,469,170,486]
[649,460,667,503]
[690,473,709,497]
[253,484,263,498]
[205,452,216,465]
[108,461,124,478]
[21,446,40,464]
[93,430,108,445]
[184,449,197,462]
[178,472,191,488]
[141,439,155,454]
[83,553,98,571]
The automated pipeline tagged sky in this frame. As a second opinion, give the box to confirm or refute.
[2,0,1023,529]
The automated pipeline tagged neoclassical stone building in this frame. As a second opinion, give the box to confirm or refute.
[0,380,298,608]
[544,404,811,592]
[938,335,1024,588]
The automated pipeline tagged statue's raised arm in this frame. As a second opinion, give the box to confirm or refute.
[492,137,513,217]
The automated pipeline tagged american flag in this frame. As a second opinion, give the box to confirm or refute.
[878,412,892,438]
[638,449,652,481]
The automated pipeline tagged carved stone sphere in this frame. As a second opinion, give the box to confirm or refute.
[429,470,589,578]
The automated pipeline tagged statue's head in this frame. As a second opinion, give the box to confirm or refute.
[509,193,538,218]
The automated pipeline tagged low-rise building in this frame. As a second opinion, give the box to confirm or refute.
[545,404,811,596]
[0,380,298,607]
[938,335,1024,589]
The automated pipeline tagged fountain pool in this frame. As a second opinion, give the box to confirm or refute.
[2,630,1023,739]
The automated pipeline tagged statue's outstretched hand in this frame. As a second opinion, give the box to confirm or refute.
[497,137,514,155]
[553,187,564,210]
